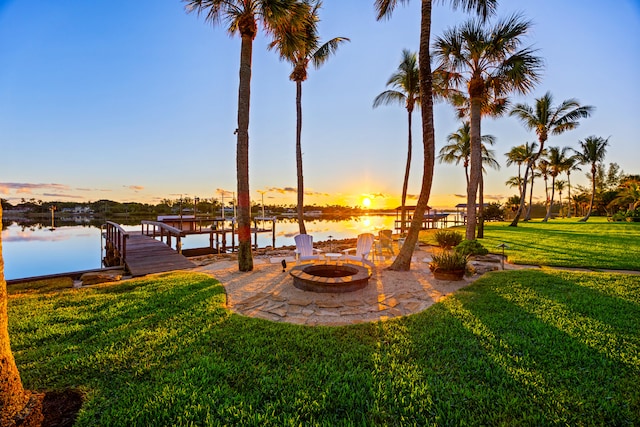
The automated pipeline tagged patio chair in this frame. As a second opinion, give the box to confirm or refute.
[294,234,322,264]
[376,229,395,257]
[342,233,375,266]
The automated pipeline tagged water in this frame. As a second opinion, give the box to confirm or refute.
[2,215,409,280]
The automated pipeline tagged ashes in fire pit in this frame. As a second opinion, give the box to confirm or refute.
[289,263,371,293]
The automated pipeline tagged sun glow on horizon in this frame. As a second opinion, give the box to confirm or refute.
[362,197,371,208]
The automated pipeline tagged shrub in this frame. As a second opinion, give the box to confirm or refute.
[455,239,489,257]
[483,202,505,221]
[434,229,463,249]
[429,250,469,272]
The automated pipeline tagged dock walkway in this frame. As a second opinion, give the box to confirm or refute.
[125,233,195,277]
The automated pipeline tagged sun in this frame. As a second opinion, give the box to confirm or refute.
[362,197,371,208]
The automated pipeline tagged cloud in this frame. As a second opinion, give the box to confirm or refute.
[267,187,296,194]
[407,193,419,200]
[454,194,466,199]
[0,182,70,195]
[127,185,144,192]
[484,194,503,201]
[216,188,235,196]
[42,193,84,199]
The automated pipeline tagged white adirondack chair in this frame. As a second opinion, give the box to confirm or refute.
[294,234,322,264]
[342,233,375,266]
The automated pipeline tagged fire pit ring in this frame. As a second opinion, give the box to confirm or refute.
[289,263,372,293]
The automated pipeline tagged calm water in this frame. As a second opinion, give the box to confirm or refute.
[2,215,404,280]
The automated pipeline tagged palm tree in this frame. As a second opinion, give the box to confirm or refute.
[505,144,528,195]
[505,176,524,190]
[375,0,497,271]
[270,1,349,235]
[543,146,569,222]
[525,167,541,220]
[1,205,37,424]
[509,91,594,226]
[438,122,496,188]
[573,136,610,222]
[185,0,306,271]
[433,13,542,240]
[373,49,420,235]
[554,179,567,217]
[505,141,539,220]
[438,121,497,238]
[563,154,581,217]
[537,158,550,207]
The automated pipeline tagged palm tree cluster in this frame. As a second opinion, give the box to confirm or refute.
[184,0,348,270]
[503,135,610,223]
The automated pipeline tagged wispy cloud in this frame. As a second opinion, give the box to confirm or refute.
[126,185,144,192]
[454,193,466,199]
[43,193,83,199]
[0,182,70,195]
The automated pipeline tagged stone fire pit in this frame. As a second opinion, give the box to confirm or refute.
[289,262,371,293]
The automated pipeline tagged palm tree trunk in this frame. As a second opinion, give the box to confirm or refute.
[567,172,572,218]
[477,174,485,238]
[1,205,40,426]
[466,97,482,240]
[236,33,254,271]
[295,80,306,235]
[464,164,469,189]
[525,172,535,220]
[580,165,597,222]
[509,161,531,227]
[390,0,433,271]
[543,176,556,222]
[400,109,413,235]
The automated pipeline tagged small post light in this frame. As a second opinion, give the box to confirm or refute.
[328,235,334,252]
[496,243,510,270]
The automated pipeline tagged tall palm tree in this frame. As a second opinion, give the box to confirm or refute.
[373,49,420,235]
[554,179,566,217]
[433,13,542,240]
[1,205,37,424]
[270,0,349,235]
[438,121,497,237]
[185,0,306,271]
[573,136,610,222]
[525,167,541,220]
[505,141,538,219]
[375,0,497,271]
[509,91,594,226]
[562,154,581,217]
[537,158,550,207]
[543,146,569,222]
[505,144,528,195]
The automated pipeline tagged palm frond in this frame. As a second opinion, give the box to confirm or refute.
[372,90,407,108]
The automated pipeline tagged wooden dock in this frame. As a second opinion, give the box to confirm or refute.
[125,233,195,277]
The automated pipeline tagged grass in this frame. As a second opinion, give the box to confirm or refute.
[420,217,640,270]
[8,269,640,426]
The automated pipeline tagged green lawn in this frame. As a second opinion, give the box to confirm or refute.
[8,269,640,426]
[422,217,640,271]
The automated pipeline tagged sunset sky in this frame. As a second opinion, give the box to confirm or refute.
[1,1,639,210]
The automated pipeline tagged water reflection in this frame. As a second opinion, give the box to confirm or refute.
[2,215,400,280]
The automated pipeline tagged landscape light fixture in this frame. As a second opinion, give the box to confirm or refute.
[496,243,510,270]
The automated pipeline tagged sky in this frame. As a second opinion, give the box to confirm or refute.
[1,0,639,210]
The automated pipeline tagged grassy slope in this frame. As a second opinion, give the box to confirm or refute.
[8,270,640,426]
[421,218,640,270]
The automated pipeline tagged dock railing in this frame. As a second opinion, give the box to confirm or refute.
[141,220,186,253]
[103,221,129,267]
